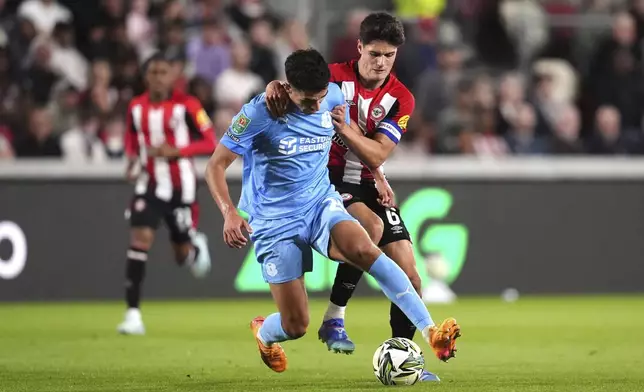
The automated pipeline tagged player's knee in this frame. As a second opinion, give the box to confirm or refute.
[344,238,380,268]
[130,230,153,251]
[362,215,384,245]
[282,314,309,339]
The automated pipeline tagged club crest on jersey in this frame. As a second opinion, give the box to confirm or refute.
[371,104,386,122]
[321,111,332,128]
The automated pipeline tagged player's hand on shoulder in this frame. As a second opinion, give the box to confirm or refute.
[265,81,289,118]
[223,210,253,249]
[331,105,349,134]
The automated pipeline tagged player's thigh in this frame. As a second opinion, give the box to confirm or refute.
[164,203,195,245]
[346,202,384,245]
[269,277,309,338]
[128,196,161,250]
[311,195,381,270]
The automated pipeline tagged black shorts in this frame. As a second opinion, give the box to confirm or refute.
[334,182,411,247]
[127,191,198,244]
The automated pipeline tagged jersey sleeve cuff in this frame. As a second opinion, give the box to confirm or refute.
[377,120,402,144]
[221,132,245,155]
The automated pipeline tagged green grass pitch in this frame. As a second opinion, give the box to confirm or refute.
[1,296,643,391]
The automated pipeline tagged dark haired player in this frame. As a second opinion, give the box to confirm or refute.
[206,48,457,374]
[117,53,216,335]
[265,13,460,378]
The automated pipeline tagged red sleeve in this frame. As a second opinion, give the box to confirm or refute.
[376,86,415,144]
[124,100,139,159]
[179,97,217,157]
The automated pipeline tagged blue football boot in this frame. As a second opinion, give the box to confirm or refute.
[420,370,441,382]
[317,318,355,354]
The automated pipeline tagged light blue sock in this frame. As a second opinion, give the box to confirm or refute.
[368,253,434,331]
[258,313,293,345]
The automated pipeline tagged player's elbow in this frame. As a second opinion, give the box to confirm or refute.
[364,155,386,171]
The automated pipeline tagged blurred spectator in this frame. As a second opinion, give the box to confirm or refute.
[159,21,186,61]
[0,45,22,133]
[189,76,216,116]
[101,111,125,158]
[0,0,15,35]
[8,18,37,77]
[188,0,224,24]
[496,72,525,135]
[0,125,13,159]
[187,20,231,84]
[14,107,62,158]
[504,103,549,155]
[23,44,59,105]
[436,78,475,153]
[274,20,310,80]
[60,106,105,162]
[99,0,126,28]
[588,12,642,107]
[85,59,118,117]
[168,53,188,94]
[248,18,278,85]
[214,39,263,111]
[330,9,369,64]
[48,84,81,135]
[395,18,438,89]
[630,0,644,43]
[587,105,642,154]
[550,104,585,154]
[28,22,89,92]
[227,0,280,34]
[82,23,111,61]
[413,42,467,152]
[111,53,144,104]
[467,107,510,157]
[17,0,71,36]
[107,20,139,64]
[127,0,155,59]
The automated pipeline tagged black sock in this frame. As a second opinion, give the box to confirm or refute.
[125,247,147,308]
[390,302,417,339]
[329,262,364,306]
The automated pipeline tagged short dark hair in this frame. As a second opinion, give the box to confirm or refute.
[285,48,330,92]
[359,12,405,47]
[142,52,170,73]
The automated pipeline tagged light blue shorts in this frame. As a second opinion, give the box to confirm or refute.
[249,192,358,284]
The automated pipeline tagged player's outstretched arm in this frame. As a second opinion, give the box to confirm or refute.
[331,106,396,170]
[205,145,253,249]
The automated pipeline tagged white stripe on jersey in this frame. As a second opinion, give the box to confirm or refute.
[178,159,196,203]
[357,95,372,132]
[341,81,356,103]
[342,95,372,183]
[171,104,196,203]
[148,108,172,201]
[131,104,148,195]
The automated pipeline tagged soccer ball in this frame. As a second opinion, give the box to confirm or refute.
[372,337,425,386]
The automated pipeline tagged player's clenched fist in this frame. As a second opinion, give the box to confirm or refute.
[223,210,253,249]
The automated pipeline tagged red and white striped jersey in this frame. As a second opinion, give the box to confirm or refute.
[125,90,217,204]
[327,60,415,185]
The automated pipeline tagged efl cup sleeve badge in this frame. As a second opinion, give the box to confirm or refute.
[232,113,251,134]
[397,115,410,130]
[370,104,386,122]
[196,109,212,131]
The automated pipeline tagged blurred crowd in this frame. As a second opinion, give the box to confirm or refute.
[1,0,644,161]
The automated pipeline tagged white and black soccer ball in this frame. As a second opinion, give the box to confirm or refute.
[372,337,425,386]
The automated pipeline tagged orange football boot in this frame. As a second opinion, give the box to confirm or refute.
[250,316,288,372]
[428,317,461,362]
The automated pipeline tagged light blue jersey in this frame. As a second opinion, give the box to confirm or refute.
[220,84,350,220]
[220,83,357,284]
